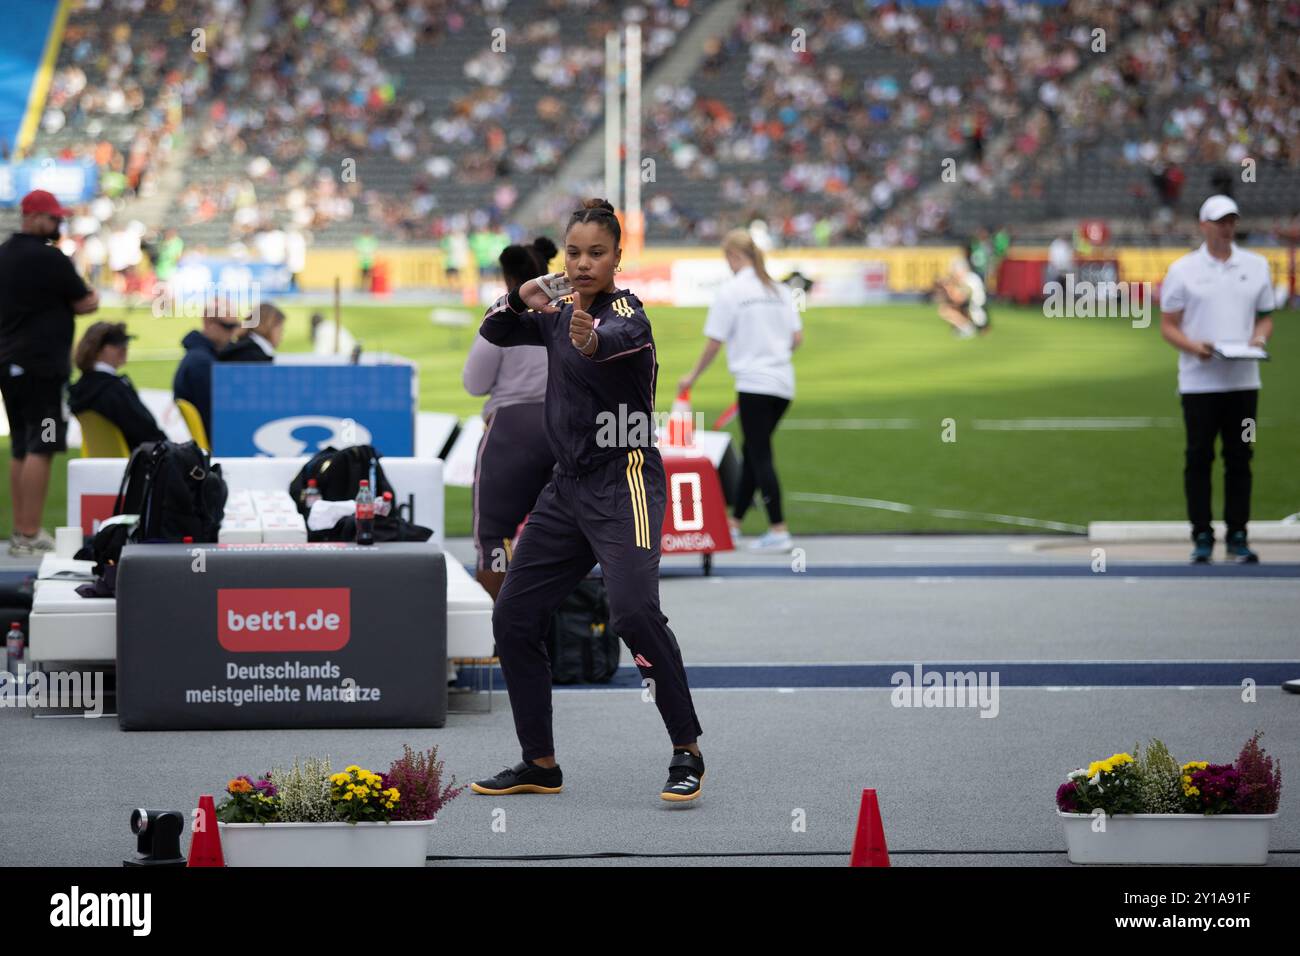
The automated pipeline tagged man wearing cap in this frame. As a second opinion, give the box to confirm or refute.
[1159,195,1274,564]
[0,190,100,556]
[173,305,240,436]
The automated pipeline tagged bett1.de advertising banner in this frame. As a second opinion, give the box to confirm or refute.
[115,543,447,730]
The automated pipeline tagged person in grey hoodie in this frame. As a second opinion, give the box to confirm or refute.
[463,237,557,599]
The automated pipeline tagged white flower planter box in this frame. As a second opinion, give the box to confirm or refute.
[218,819,435,867]
[1058,811,1278,865]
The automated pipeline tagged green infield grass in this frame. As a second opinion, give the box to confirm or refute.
[3,301,1295,538]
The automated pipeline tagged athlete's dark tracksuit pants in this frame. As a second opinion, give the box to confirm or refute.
[493,445,704,763]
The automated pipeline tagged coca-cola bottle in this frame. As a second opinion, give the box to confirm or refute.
[355,480,375,546]
[302,478,321,513]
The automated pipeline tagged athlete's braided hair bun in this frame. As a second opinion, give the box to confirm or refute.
[566,197,621,246]
[531,236,558,264]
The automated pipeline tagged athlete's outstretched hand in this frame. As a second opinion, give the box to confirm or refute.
[570,308,598,355]
[518,272,574,313]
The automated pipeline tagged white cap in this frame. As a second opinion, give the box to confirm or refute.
[1198,195,1240,222]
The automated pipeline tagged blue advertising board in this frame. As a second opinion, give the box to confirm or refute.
[211,364,415,457]
[172,257,295,296]
[0,160,98,206]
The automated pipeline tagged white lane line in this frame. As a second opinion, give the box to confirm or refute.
[972,417,1182,430]
[790,492,1086,534]
[778,417,1186,431]
[780,418,918,429]
[789,492,914,514]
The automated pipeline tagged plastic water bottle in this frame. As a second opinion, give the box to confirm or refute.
[355,480,375,546]
[376,491,393,518]
[302,479,321,513]
[5,622,24,675]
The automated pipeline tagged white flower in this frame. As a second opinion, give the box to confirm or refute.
[1090,774,1101,787]
[1068,769,1088,780]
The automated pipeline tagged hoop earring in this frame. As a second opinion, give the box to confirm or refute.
[615,265,623,273]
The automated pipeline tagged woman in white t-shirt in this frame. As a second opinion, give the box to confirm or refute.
[678,230,802,553]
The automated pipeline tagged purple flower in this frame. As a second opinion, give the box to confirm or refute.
[1055,781,1079,813]
[255,777,278,797]
[1234,732,1282,814]
[1189,763,1240,813]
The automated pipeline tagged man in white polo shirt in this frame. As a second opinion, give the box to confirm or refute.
[1159,195,1274,564]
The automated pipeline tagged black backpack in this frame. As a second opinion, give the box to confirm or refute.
[546,578,621,684]
[115,440,227,543]
[311,513,433,544]
[289,445,394,515]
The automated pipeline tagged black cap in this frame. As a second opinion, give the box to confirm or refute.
[101,327,135,347]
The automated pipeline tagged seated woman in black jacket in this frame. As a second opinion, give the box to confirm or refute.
[68,321,166,450]
[218,303,286,362]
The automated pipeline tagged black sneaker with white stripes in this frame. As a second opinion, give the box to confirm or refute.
[660,750,705,802]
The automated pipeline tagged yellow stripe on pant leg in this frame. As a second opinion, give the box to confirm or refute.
[638,450,650,549]
[626,455,642,548]
[626,451,646,549]
[631,449,650,549]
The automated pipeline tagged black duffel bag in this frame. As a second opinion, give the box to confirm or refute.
[546,578,621,684]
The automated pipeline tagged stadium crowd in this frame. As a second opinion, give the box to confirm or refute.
[7,0,1298,259]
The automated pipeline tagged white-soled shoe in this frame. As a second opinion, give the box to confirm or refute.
[748,530,793,553]
[28,529,56,553]
[9,531,54,556]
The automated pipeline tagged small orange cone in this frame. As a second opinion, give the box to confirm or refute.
[849,788,890,867]
[187,794,226,867]
[667,390,695,447]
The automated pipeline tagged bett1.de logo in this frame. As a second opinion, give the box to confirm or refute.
[217,588,351,652]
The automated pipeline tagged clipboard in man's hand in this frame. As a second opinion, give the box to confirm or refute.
[1212,341,1270,361]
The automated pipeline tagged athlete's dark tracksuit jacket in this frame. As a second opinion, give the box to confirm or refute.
[479,286,703,762]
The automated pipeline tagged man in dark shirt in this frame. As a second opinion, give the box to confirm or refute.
[173,306,240,435]
[0,190,100,555]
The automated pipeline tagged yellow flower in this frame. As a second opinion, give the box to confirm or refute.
[343,792,354,801]
[1180,762,1208,798]
[1085,752,1134,778]
[345,765,361,773]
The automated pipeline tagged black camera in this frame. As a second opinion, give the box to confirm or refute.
[123,808,186,867]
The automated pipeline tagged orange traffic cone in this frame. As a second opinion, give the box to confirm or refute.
[849,788,890,867]
[187,794,226,867]
[667,390,695,447]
